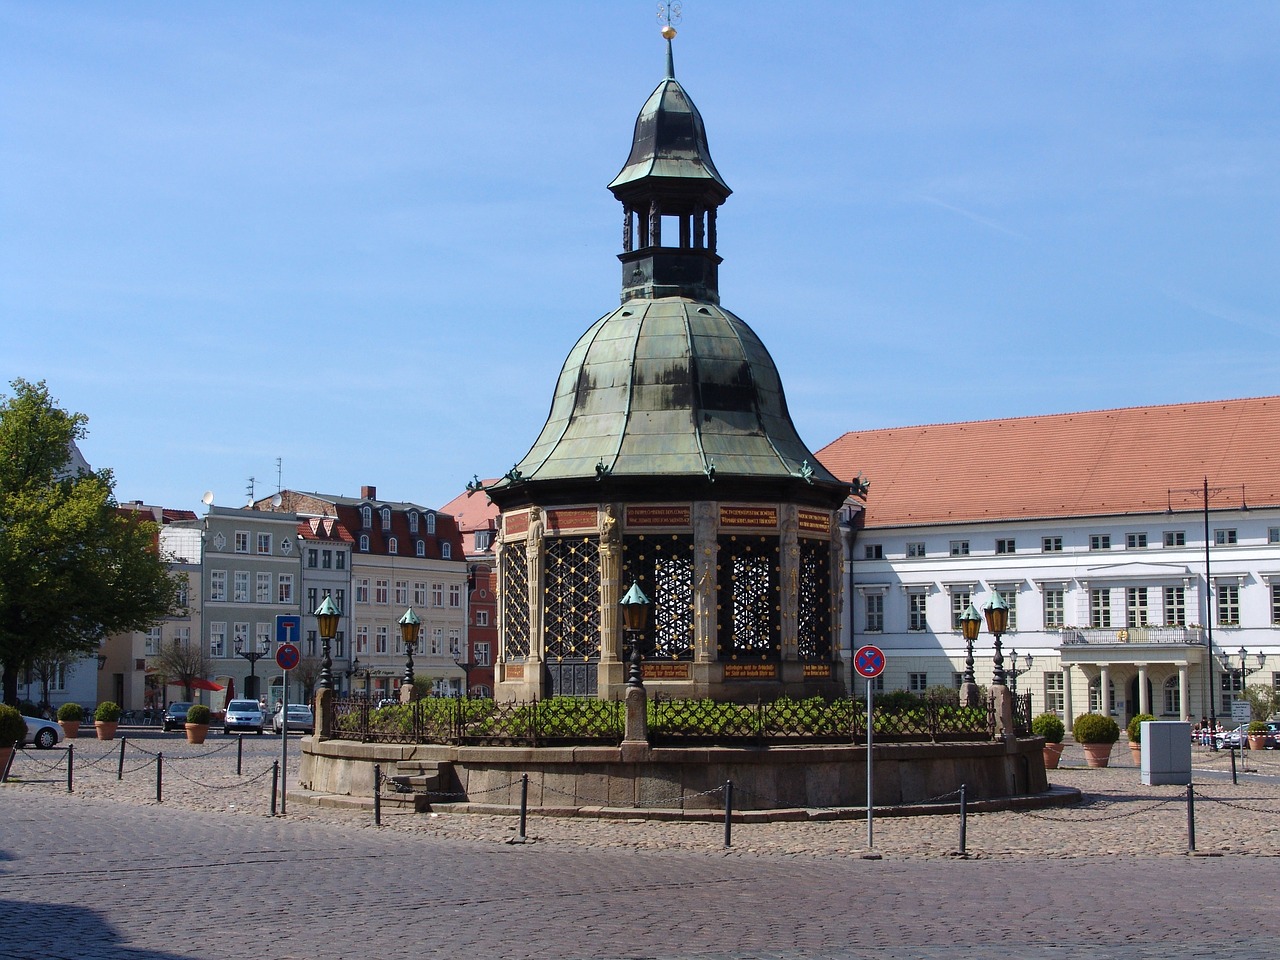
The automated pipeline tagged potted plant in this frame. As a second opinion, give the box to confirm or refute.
[185,704,211,744]
[1247,720,1269,751]
[1073,712,1120,767]
[94,701,122,741]
[56,702,84,739]
[1032,713,1066,769]
[0,704,26,776]
[1127,713,1157,764]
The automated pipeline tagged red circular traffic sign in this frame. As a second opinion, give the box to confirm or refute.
[276,643,300,671]
[853,644,886,679]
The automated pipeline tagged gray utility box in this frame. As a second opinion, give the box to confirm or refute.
[1141,720,1192,785]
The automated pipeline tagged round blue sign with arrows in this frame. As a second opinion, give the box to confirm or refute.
[276,643,300,671]
[853,644,886,679]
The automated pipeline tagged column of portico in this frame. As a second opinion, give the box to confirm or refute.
[1062,664,1073,727]
[1100,664,1112,716]
[1178,664,1190,722]
[1137,663,1150,715]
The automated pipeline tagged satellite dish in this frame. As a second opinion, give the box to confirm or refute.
[201,491,215,506]
[271,493,283,509]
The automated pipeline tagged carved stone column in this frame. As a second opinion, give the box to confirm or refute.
[779,505,799,659]
[526,507,546,676]
[597,504,621,664]
[693,501,718,663]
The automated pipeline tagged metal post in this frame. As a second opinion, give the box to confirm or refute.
[156,752,163,803]
[118,738,126,780]
[1,745,15,782]
[280,667,289,815]
[237,734,243,776]
[67,743,74,793]
[373,763,382,827]
[1204,478,1217,749]
[519,773,529,840]
[1186,783,1196,853]
[866,676,875,850]
[1230,742,1238,785]
[271,760,279,816]
[723,779,733,848]
[958,783,967,855]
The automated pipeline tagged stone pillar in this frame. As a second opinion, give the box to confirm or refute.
[1100,663,1112,717]
[623,684,648,743]
[779,505,799,659]
[693,502,718,663]
[1062,664,1074,729]
[526,508,546,684]
[1137,663,1150,715]
[597,504,621,664]
[1178,664,1190,721]
[399,683,415,704]
[991,684,1016,740]
[314,688,334,741]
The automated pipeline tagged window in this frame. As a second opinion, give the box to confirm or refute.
[430,628,444,655]
[1215,529,1237,546]
[476,530,492,551]
[908,592,928,631]
[1126,587,1149,628]
[380,507,391,530]
[395,581,409,605]
[1088,677,1116,714]
[449,584,461,608]
[474,641,491,666]
[375,579,389,604]
[1044,588,1065,628]
[869,675,885,692]
[427,513,436,535]
[1164,530,1186,548]
[1090,589,1111,628]
[1163,586,1186,626]
[1044,672,1065,714]
[145,627,162,656]
[442,543,452,559]
[1042,537,1063,552]
[335,551,346,570]
[1220,673,1235,716]
[449,630,460,656]
[416,540,425,557]
[376,626,388,654]
[409,511,419,533]
[414,582,427,606]
[355,579,369,604]
[950,590,971,631]
[233,571,249,603]
[256,623,271,650]
[320,549,331,569]
[906,542,925,558]
[1217,582,1240,625]
[233,622,249,652]
[993,586,1017,630]
[359,534,369,552]
[432,583,444,607]
[865,593,884,633]
[210,623,226,658]
[305,630,317,657]
[307,549,318,568]
[356,626,368,654]
[210,570,227,602]
[334,589,345,613]
[278,574,293,604]
[949,540,969,557]
[908,673,927,692]
[256,572,271,604]
[257,533,271,555]
[1272,584,1280,625]
[1163,675,1180,716]
[995,539,1015,555]
[475,609,489,627]
[234,531,249,553]
[1126,532,1147,549]
[1269,527,1280,544]
[864,544,883,560]
[335,632,345,658]
[1089,534,1110,551]
[175,577,189,608]
[388,537,398,554]
[306,587,318,613]
[361,505,372,528]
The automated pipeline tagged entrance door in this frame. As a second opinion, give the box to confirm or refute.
[1128,676,1153,722]
[546,660,598,697]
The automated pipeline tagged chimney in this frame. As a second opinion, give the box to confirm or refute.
[361,485,377,500]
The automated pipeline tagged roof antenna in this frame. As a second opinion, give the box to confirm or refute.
[659,1,681,77]
[246,476,255,506]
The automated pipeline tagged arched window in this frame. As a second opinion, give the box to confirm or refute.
[388,537,398,554]
[408,511,418,533]
[1088,676,1117,714]
[359,534,369,552]
[415,540,425,557]
[1163,675,1180,716]
[426,513,436,535]
[361,505,371,528]
[380,507,391,530]
[442,542,452,559]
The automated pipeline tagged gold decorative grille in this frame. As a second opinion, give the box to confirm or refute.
[544,536,601,662]
[797,538,832,661]
[716,534,780,660]
[622,534,694,660]
[501,541,530,660]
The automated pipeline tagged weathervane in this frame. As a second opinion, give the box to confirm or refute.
[658,2,682,37]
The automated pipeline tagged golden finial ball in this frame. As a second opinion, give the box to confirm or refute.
[661,25,677,40]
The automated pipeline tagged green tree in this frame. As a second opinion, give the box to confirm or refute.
[147,636,209,703]
[0,379,181,705]
[1245,683,1279,722]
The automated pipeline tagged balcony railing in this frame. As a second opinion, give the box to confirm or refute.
[1060,626,1203,645]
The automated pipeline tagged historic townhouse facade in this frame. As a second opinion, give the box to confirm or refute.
[441,484,499,696]
[819,396,1280,729]
[295,515,355,694]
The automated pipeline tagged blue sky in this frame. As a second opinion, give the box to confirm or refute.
[3,3,1276,515]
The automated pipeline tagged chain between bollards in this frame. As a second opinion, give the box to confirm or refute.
[519,773,529,840]
[723,779,733,848]
[1186,783,1196,852]
[373,763,381,827]
[958,783,967,855]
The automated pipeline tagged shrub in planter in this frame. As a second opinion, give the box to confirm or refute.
[1247,720,1268,734]
[1031,713,1065,744]
[57,703,85,722]
[94,701,122,723]
[1127,713,1157,744]
[1073,713,1120,744]
[0,704,26,749]
[185,705,212,725]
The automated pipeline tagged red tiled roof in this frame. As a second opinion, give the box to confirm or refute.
[296,516,355,543]
[816,396,1280,529]
[440,483,500,535]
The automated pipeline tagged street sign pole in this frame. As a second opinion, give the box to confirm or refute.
[274,641,300,816]
[866,673,874,849]
[852,644,886,853]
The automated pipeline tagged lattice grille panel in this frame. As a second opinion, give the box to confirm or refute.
[716,534,780,659]
[622,534,694,660]
[544,536,601,662]
[501,541,530,660]
[797,538,832,661]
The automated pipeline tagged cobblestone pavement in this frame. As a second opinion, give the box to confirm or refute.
[3,735,1280,959]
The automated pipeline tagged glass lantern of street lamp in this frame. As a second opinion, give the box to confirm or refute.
[398,607,421,687]
[619,581,651,688]
[314,594,341,690]
[983,591,1009,686]
[959,603,982,685]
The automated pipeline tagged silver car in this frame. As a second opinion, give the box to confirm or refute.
[272,704,314,734]
[222,699,265,735]
[22,716,63,749]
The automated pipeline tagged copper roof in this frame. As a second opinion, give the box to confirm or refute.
[816,396,1280,528]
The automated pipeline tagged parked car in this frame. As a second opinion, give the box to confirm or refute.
[21,715,62,749]
[1214,723,1277,750]
[162,702,194,732]
[272,704,314,734]
[222,699,265,735]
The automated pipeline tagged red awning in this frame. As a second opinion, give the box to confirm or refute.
[166,677,225,692]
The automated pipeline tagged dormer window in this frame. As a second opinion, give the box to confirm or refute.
[361,505,371,528]
[409,511,418,533]
[426,513,436,535]
[388,537,398,554]
[359,534,369,552]
[381,507,391,530]
[442,542,452,559]
[416,540,425,557]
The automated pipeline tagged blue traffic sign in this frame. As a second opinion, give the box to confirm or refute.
[275,615,301,647]
[276,643,300,671]
[853,644,886,679]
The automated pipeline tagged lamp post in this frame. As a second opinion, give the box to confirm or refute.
[233,636,270,699]
[1006,649,1033,695]
[619,582,651,689]
[959,603,981,685]
[398,608,421,689]
[1225,646,1266,711]
[984,592,1009,686]
[314,595,341,691]
[454,658,478,698]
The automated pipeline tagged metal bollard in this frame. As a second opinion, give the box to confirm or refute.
[1186,783,1196,853]
[723,779,733,848]
[237,735,243,776]
[958,784,967,855]
[1,744,15,783]
[519,773,529,840]
[118,739,126,780]
[67,743,74,793]
[156,753,163,803]
[1230,744,1238,785]
[271,760,279,816]
[373,764,382,827]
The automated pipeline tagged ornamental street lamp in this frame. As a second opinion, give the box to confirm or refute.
[1006,648,1033,695]
[959,603,982,686]
[347,657,369,697]
[398,608,421,688]
[619,582,651,689]
[454,658,478,698]
[234,636,270,699]
[1224,646,1266,705]
[984,592,1009,687]
[314,595,342,691]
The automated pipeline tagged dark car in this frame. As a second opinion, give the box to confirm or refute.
[162,702,194,732]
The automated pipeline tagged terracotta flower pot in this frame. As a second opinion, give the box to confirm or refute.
[1248,735,1267,751]
[95,721,118,741]
[59,720,81,739]
[185,723,209,745]
[1081,743,1113,768]
[1042,742,1064,769]
[1129,743,1142,764]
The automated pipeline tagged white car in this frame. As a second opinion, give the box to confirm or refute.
[22,716,63,749]
[272,704,314,734]
[223,699,265,735]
